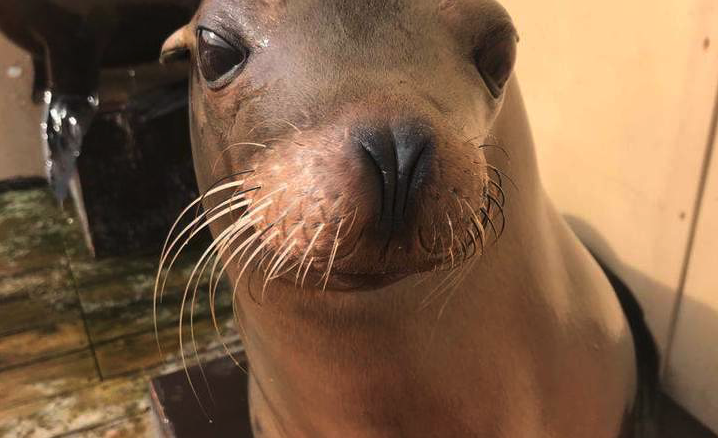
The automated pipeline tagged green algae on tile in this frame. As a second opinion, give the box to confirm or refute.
[67,254,159,290]
[0,297,83,339]
[0,375,150,438]
[82,275,234,344]
[0,321,89,369]
[0,188,77,277]
[0,266,74,301]
[71,414,152,438]
[0,265,82,337]
[95,311,240,378]
[0,350,99,409]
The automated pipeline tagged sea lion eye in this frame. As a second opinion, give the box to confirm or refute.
[473,28,517,98]
[197,29,248,87]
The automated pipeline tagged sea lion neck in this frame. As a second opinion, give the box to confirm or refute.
[221,81,633,436]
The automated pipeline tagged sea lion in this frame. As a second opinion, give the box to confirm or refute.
[156,0,651,436]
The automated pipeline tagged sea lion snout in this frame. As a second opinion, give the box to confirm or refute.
[353,121,434,235]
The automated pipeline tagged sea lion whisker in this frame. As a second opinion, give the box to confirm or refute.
[456,233,469,264]
[437,258,478,320]
[158,197,253,302]
[413,269,436,288]
[446,213,456,270]
[428,257,473,307]
[188,203,274,366]
[480,207,500,242]
[234,229,280,303]
[154,189,255,357]
[464,226,479,260]
[450,192,476,261]
[155,178,249,300]
[207,209,270,302]
[484,164,518,191]
[477,143,510,161]
[451,190,465,216]
[214,226,267,335]
[296,224,325,286]
[206,194,280,290]
[487,194,507,237]
[489,179,507,207]
[301,257,316,289]
[246,199,303,290]
[320,218,345,292]
[160,171,251,257]
[263,221,304,275]
[185,172,255,239]
[206,184,288,292]
[340,208,360,240]
[211,142,269,175]
[157,182,255,286]
[437,233,448,270]
[207,213,266,300]
[208,222,264,369]
[276,118,303,134]
[263,239,297,293]
[272,260,301,281]
[189,277,217,408]
[420,268,461,309]
[471,216,486,256]
[259,197,326,282]
[246,117,301,137]
[462,199,486,256]
[177,221,254,422]
[261,221,304,291]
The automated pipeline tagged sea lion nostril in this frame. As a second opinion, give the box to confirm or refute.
[353,122,434,232]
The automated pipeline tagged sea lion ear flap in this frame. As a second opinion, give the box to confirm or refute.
[160,26,192,64]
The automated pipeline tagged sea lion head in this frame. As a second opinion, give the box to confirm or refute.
[161,0,517,291]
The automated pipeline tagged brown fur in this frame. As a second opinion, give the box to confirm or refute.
[157,1,639,437]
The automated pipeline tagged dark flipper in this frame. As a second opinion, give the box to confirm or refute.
[590,253,661,438]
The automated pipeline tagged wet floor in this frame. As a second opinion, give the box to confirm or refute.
[0,185,241,437]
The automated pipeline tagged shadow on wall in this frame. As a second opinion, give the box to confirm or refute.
[565,215,718,437]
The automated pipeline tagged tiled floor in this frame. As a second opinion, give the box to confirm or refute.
[0,186,241,437]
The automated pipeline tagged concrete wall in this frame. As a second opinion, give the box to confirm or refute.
[0,33,45,181]
[501,0,718,431]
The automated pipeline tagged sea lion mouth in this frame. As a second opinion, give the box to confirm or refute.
[240,162,508,292]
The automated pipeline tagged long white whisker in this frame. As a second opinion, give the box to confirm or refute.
[154,181,250,357]
[321,218,345,292]
[295,224,325,286]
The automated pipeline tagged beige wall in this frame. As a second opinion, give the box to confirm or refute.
[501,0,718,431]
[0,33,45,181]
[667,132,718,432]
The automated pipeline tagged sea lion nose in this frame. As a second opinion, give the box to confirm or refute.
[354,122,433,232]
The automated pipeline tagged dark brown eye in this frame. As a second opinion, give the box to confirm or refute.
[197,29,248,87]
[474,29,517,98]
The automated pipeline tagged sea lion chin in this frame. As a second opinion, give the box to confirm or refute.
[157,1,644,437]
